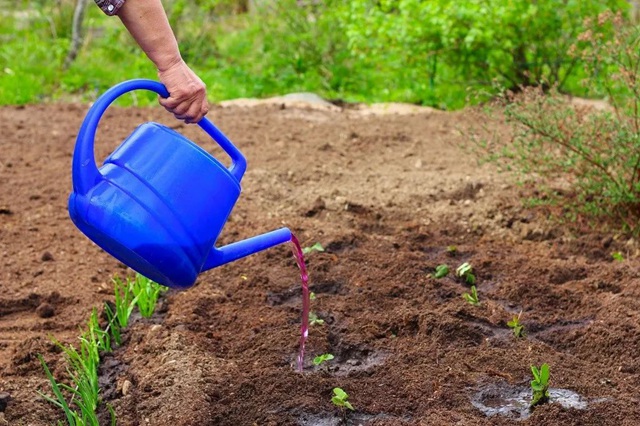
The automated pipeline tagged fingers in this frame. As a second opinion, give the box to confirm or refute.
[157,60,209,124]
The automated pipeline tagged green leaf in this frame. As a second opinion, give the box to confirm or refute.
[333,387,348,400]
[302,242,325,254]
[344,401,355,411]
[531,382,545,391]
[433,264,450,278]
[540,363,550,384]
[313,353,335,365]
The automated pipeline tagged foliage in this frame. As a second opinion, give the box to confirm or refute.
[432,264,450,279]
[462,285,480,306]
[130,274,166,318]
[456,262,476,285]
[331,387,354,411]
[476,12,640,234]
[0,1,631,109]
[302,242,325,255]
[507,313,525,338]
[612,251,625,262]
[38,272,163,425]
[312,353,335,366]
[309,312,324,326]
[530,363,550,407]
[38,315,104,426]
[111,276,138,328]
[344,0,629,107]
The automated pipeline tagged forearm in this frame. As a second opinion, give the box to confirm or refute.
[116,0,183,72]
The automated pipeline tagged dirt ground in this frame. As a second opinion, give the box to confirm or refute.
[1,97,640,426]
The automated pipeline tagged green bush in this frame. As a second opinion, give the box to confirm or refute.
[343,0,629,108]
[475,12,640,234]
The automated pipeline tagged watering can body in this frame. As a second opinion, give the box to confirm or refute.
[68,79,291,289]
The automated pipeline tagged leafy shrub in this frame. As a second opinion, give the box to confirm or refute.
[344,0,629,107]
[476,12,640,234]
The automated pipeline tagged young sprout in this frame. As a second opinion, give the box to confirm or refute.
[303,242,325,255]
[612,251,624,262]
[507,312,525,338]
[112,276,138,329]
[312,353,334,366]
[331,387,354,411]
[446,245,458,256]
[310,292,317,301]
[462,285,480,306]
[432,264,450,279]
[309,312,324,326]
[130,274,166,318]
[456,262,476,285]
[530,363,550,408]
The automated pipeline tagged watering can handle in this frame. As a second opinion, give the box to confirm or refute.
[72,79,247,195]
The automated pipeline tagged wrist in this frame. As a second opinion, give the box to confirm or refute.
[155,55,184,73]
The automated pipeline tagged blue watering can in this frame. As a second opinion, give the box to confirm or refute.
[68,79,292,289]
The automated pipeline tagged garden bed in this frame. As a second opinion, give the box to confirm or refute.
[1,101,639,425]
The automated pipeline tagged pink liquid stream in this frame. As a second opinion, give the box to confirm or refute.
[290,234,310,372]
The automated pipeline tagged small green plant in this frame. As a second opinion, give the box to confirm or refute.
[331,387,354,411]
[38,354,94,426]
[446,245,458,256]
[313,353,335,366]
[530,363,551,407]
[38,315,104,425]
[38,272,165,425]
[130,273,166,318]
[612,251,624,262]
[462,285,480,306]
[112,276,138,328]
[310,292,317,300]
[432,264,450,279]
[309,312,325,326]
[456,262,476,285]
[507,312,526,338]
[303,242,325,255]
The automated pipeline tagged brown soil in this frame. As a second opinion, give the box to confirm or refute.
[1,99,640,426]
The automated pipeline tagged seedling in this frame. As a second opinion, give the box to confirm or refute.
[38,272,165,426]
[446,245,458,256]
[331,387,354,411]
[507,312,525,338]
[312,353,334,366]
[612,251,624,262]
[88,308,111,353]
[530,363,550,407]
[456,262,476,285]
[462,285,480,306]
[309,312,324,326]
[310,292,316,300]
[432,264,450,279]
[130,273,166,318]
[104,303,122,346]
[303,242,325,255]
[112,276,138,328]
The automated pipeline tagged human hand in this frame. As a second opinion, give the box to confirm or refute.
[157,59,209,124]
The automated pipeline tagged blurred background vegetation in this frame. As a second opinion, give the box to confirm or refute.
[0,0,636,108]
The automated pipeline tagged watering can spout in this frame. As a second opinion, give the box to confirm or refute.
[203,227,292,271]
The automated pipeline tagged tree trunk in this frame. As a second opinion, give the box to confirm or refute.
[64,0,90,69]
